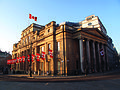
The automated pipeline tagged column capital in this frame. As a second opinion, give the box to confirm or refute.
[92,40,96,43]
[86,38,90,41]
[78,36,84,40]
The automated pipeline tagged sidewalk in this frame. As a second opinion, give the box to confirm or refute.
[4,69,120,79]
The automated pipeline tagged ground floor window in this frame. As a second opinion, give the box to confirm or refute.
[58,61,60,74]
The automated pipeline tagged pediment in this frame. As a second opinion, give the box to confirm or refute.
[81,28,107,40]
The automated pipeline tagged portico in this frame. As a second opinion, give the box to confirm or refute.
[76,28,109,73]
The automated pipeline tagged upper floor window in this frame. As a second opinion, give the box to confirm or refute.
[42,46,44,51]
[28,36,30,42]
[88,22,92,26]
[23,40,24,45]
[48,44,51,50]
[25,38,27,44]
[48,44,51,54]
[58,42,60,51]
[48,29,50,33]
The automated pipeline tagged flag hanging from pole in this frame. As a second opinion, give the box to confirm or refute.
[29,14,37,21]
[49,49,53,58]
[100,48,104,57]
[32,54,35,62]
[41,51,45,60]
[27,55,30,62]
[36,53,40,61]
[22,56,25,62]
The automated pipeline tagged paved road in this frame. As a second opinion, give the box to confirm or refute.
[0,71,120,90]
[0,79,120,90]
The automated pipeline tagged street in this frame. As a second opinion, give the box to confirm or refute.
[0,71,120,90]
[0,79,120,90]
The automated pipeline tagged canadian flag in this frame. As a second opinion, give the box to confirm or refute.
[100,49,104,57]
[19,57,22,63]
[29,14,37,21]
[16,57,19,63]
[41,51,45,60]
[27,55,30,62]
[22,56,25,62]
[32,54,35,62]
[36,53,40,61]
[49,49,53,58]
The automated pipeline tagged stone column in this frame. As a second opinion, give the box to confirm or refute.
[105,45,109,70]
[86,39,91,73]
[92,41,97,72]
[97,43,102,72]
[102,44,106,71]
[79,38,84,73]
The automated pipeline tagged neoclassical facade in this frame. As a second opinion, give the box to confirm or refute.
[12,15,118,75]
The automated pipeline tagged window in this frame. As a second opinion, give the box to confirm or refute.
[48,29,50,33]
[58,61,60,73]
[58,42,60,51]
[28,36,30,42]
[48,44,51,49]
[23,40,24,45]
[42,46,44,51]
[88,23,92,26]
[25,38,27,44]
[48,44,51,54]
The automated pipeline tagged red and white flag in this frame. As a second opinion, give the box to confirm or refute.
[41,51,45,60]
[29,14,37,21]
[27,55,30,62]
[36,53,40,61]
[16,57,19,63]
[32,54,35,62]
[22,56,25,62]
[49,49,53,58]
[13,59,16,64]
[100,49,104,57]
[19,57,22,63]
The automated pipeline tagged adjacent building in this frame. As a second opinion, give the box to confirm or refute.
[0,50,12,72]
[12,15,119,75]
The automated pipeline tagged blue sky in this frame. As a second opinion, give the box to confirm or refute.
[0,0,120,54]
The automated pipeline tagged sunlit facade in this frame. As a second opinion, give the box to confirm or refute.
[12,15,118,75]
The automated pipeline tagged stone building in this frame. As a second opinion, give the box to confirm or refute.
[0,50,12,72]
[12,15,118,75]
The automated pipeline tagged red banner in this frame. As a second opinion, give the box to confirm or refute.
[27,55,30,62]
[41,51,45,60]
[22,56,25,62]
[7,60,11,64]
[36,53,40,61]
[7,59,16,64]
[49,49,53,58]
